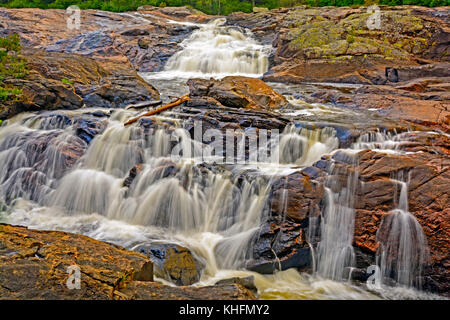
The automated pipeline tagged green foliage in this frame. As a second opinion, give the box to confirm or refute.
[0,0,448,15]
[61,77,73,85]
[0,34,28,101]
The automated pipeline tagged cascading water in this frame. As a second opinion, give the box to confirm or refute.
[0,107,373,298]
[144,18,269,80]
[279,124,339,166]
[0,15,443,300]
[310,130,432,289]
[311,151,359,281]
[376,175,430,289]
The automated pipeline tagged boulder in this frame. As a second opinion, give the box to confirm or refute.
[246,216,311,274]
[187,76,289,111]
[0,224,255,300]
[1,49,160,120]
[0,224,153,299]
[134,243,204,286]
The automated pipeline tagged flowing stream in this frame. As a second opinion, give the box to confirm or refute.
[0,18,441,300]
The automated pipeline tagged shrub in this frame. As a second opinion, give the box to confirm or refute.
[0,34,28,102]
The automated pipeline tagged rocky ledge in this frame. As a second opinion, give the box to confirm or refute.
[228,6,450,131]
[0,48,160,120]
[0,224,255,300]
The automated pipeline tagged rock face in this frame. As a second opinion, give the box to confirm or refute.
[0,7,212,72]
[228,6,450,84]
[0,49,160,120]
[187,76,289,110]
[0,223,153,299]
[0,224,255,300]
[227,6,450,131]
[313,139,450,296]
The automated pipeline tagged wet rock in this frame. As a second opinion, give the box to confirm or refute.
[123,161,178,189]
[0,49,160,120]
[269,172,324,223]
[123,164,145,188]
[215,276,257,294]
[73,118,108,144]
[0,224,153,299]
[187,76,289,111]
[135,243,204,286]
[314,146,450,296]
[117,281,256,300]
[343,267,370,283]
[246,216,311,274]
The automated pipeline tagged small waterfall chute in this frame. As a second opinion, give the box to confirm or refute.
[376,176,430,289]
[313,151,359,281]
[143,18,270,80]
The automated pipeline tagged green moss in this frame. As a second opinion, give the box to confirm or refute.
[346,34,355,44]
[287,9,433,62]
[61,78,74,85]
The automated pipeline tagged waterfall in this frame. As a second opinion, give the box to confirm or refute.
[353,132,431,289]
[376,176,430,289]
[0,111,276,273]
[312,151,359,281]
[352,129,412,154]
[144,18,269,80]
[279,124,338,166]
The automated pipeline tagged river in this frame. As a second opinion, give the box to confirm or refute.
[0,18,444,300]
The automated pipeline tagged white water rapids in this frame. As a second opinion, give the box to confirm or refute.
[0,19,441,300]
[145,18,269,80]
